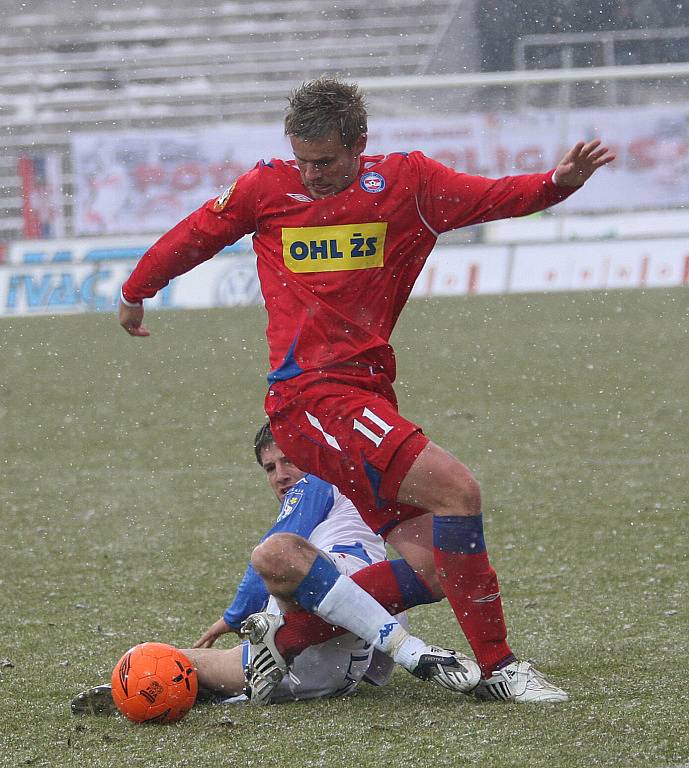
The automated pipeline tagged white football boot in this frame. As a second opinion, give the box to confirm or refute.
[240,612,289,705]
[474,660,569,703]
[408,646,481,694]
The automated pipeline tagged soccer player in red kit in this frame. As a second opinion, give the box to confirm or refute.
[120,78,615,703]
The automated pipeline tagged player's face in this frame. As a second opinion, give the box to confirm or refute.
[290,131,367,199]
[260,442,306,501]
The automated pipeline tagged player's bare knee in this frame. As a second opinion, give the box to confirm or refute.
[428,447,481,514]
[250,533,317,582]
[250,533,292,578]
[400,441,482,515]
[451,465,482,515]
[426,463,481,516]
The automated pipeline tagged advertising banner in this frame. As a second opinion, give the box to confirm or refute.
[1,260,171,316]
[484,208,689,244]
[509,238,689,293]
[371,105,689,216]
[71,103,689,235]
[0,253,259,316]
[5,235,254,265]
[2,237,686,318]
[411,246,511,297]
[72,126,289,235]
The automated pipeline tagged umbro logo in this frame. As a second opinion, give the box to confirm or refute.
[472,591,501,604]
[287,193,314,203]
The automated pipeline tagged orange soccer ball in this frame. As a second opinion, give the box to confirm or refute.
[111,642,198,723]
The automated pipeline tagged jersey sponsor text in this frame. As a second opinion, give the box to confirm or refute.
[282,223,387,273]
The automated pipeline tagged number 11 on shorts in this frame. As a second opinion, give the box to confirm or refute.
[353,407,394,447]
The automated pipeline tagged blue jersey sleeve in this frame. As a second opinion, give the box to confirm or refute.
[222,476,334,628]
[223,563,268,630]
[261,475,334,539]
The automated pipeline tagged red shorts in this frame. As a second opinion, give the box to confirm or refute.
[265,367,429,536]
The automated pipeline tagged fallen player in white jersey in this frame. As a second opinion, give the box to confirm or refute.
[72,423,453,714]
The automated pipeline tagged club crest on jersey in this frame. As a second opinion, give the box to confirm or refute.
[277,487,304,521]
[360,172,386,194]
[282,222,387,273]
[213,182,236,212]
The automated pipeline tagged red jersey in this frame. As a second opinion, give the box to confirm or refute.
[123,151,575,381]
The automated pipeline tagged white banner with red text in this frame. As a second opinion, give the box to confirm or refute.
[70,103,689,236]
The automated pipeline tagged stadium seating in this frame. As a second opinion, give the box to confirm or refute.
[0,0,467,244]
[2,0,687,246]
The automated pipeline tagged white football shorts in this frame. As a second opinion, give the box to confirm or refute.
[244,547,399,703]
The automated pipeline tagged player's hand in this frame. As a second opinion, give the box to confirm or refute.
[119,299,150,337]
[553,139,616,187]
[193,617,236,648]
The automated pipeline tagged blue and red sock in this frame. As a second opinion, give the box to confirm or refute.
[433,514,515,677]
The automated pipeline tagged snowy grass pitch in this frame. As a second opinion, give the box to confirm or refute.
[1,288,688,768]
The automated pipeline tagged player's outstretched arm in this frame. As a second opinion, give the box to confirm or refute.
[553,139,616,187]
[193,617,237,648]
[118,299,150,337]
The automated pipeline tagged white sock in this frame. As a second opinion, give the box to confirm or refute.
[315,575,427,669]
[389,633,430,671]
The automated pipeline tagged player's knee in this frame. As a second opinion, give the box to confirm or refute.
[250,533,294,576]
[401,442,482,515]
[457,465,482,514]
[435,459,482,516]
[250,533,315,581]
